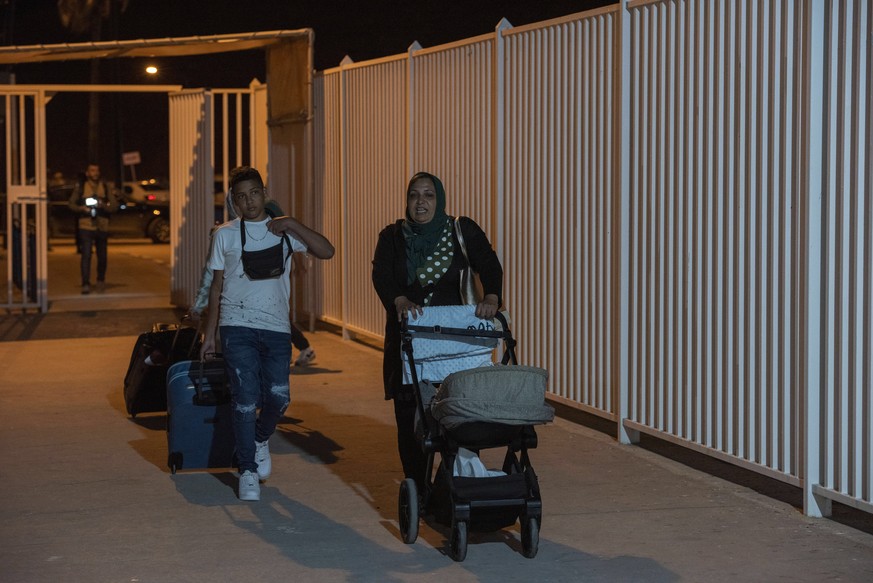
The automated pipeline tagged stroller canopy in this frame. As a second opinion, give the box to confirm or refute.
[432,365,555,430]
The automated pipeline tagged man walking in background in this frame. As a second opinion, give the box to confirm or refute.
[68,163,116,294]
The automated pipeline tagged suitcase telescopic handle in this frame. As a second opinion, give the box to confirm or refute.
[194,355,225,406]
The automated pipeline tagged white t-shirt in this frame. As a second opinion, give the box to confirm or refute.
[208,217,307,333]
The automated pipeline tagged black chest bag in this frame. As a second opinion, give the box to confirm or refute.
[240,219,292,280]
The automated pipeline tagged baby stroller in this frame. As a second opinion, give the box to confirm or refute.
[398,306,554,561]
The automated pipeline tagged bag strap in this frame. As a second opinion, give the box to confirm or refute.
[240,217,292,261]
[282,233,292,261]
[171,315,201,360]
[454,217,470,264]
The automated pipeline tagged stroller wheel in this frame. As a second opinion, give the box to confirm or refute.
[521,516,539,558]
[449,520,468,562]
[399,479,419,544]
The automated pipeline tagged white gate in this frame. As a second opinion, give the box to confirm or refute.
[168,89,214,308]
[1,89,47,312]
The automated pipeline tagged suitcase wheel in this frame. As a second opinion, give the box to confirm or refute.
[168,452,182,474]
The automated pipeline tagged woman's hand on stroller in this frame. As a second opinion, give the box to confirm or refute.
[475,294,500,320]
[394,295,423,322]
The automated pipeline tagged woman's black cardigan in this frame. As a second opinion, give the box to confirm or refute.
[371,216,503,399]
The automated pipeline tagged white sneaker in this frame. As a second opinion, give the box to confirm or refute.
[294,347,316,367]
[255,440,271,481]
[238,470,260,501]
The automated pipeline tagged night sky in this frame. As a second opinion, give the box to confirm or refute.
[6,0,612,182]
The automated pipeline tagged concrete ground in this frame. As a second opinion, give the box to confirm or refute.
[1,241,872,582]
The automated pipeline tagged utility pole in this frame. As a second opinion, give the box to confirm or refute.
[0,0,17,83]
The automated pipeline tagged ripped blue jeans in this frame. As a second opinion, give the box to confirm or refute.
[220,326,291,474]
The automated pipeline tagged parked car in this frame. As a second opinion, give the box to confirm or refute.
[48,184,170,244]
[123,179,170,203]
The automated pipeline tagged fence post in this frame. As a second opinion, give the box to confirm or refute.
[339,55,353,340]
[617,0,639,445]
[406,42,422,179]
[493,18,512,268]
[802,0,830,518]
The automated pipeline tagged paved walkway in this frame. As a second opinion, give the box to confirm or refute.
[2,319,873,582]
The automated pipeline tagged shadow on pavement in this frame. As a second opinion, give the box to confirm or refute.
[169,474,679,582]
[0,307,185,342]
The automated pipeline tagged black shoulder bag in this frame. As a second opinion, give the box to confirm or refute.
[239,219,292,280]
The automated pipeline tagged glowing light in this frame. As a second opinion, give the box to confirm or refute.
[145,66,158,75]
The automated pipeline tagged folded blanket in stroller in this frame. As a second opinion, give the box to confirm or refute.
[402,305,499,385]
[431,365,555,430]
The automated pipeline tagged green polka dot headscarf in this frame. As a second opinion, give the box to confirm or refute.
[401,172,454,305]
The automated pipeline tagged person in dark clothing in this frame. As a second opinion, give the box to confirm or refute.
[289,323,315,366]
[68,164,117,294]
[371,171,503,490]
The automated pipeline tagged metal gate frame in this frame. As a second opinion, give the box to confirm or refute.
[1,84,181,313]
[0,83,265,313]
[1,88,47,312]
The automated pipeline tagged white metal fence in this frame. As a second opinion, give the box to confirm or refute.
[502,12,618,416]
[624,0,807,483]
[310,0,872,518]
[311,73,343,326]
[169,90,214,308]
[805,0,873,517]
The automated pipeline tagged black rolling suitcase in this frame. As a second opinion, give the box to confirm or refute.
[123,322,199,417]
[166,359,235,474]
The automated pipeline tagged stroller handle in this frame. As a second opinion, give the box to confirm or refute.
[401,308,517,366]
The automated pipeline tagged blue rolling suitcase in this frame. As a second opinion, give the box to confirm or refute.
[166,359,235,474]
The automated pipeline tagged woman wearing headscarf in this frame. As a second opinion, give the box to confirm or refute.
[371,171,503,489]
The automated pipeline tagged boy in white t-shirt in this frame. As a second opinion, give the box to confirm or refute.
[200,166,334,501]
